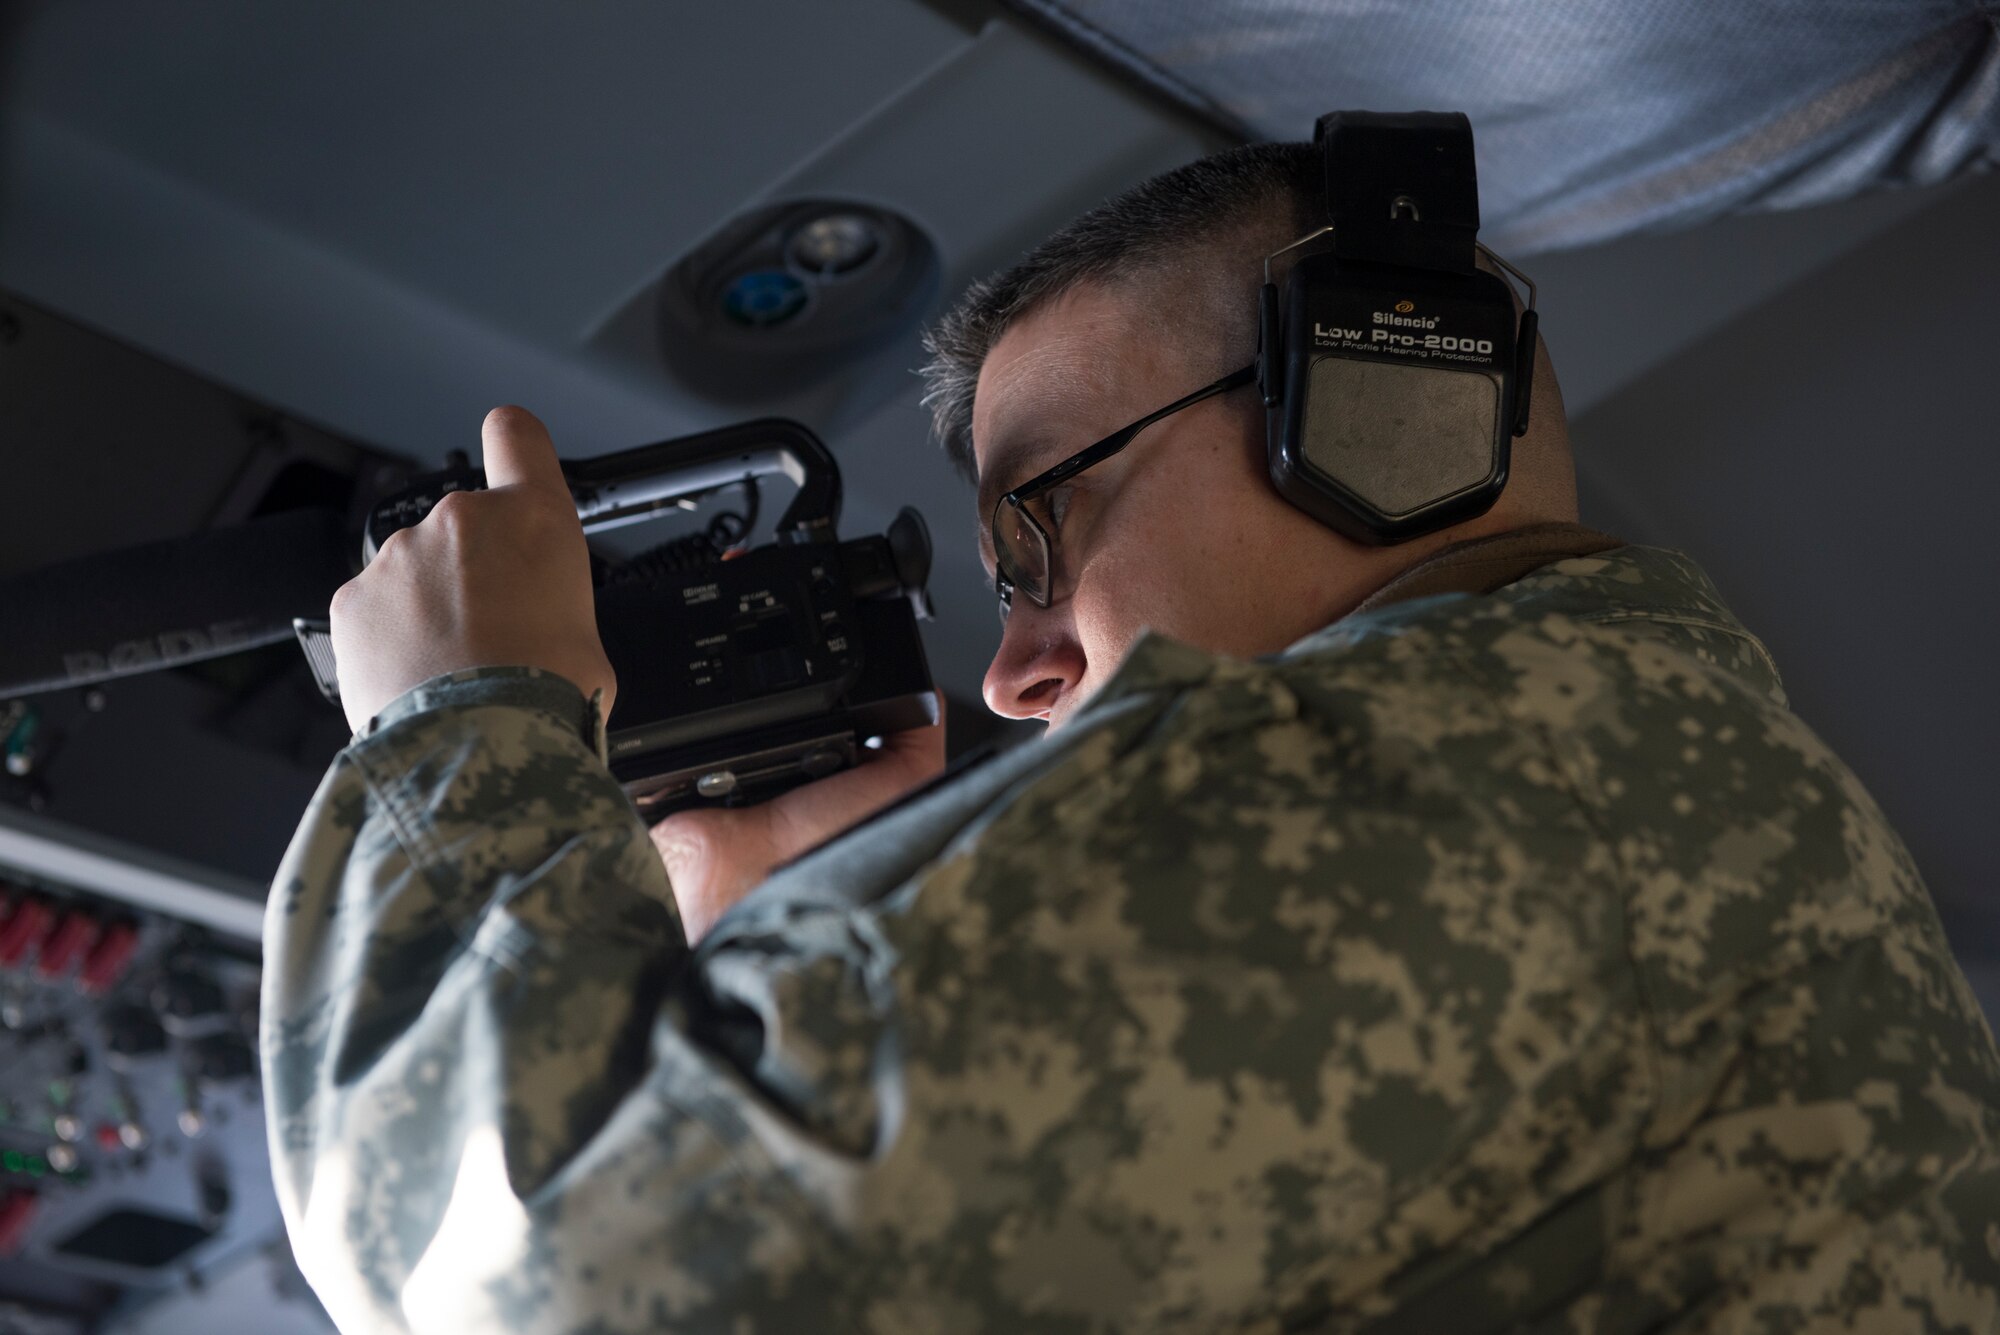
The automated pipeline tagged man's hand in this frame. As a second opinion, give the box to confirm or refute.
[328,406,616,734]
[650,692,946,946]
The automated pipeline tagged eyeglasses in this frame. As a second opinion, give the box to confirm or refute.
[991,362,1256,620]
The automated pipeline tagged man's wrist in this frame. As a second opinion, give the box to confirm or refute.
[352,665,610,766]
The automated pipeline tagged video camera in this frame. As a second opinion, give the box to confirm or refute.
[298,418,937,818]
[0,419,939,821]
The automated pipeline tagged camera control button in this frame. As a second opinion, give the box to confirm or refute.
[800,748,845,780]
[696,771,738,800]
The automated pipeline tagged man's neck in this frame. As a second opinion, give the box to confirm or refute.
[1350,521,1622,617]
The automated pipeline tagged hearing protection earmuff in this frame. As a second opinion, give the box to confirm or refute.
[1260,110,1538,545]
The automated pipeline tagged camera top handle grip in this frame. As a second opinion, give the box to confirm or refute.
[564,417,842,543]
[364,417,844,562]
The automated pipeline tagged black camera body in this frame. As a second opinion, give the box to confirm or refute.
[295,418,938,821]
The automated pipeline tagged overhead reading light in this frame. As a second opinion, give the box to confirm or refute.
[785,212,881,279]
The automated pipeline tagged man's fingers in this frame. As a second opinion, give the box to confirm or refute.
[880,689,948,760]
[480,405,570,503]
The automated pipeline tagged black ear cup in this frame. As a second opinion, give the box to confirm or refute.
[1261,110,1536,545]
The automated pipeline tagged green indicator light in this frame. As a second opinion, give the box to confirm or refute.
[1,1151,21,1172]
[48,1080,70,1104]
[26,1157,44,1177]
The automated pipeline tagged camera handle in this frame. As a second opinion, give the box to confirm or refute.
[566,417,842,543]
[364,418,845,563]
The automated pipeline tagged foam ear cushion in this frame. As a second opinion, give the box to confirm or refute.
[1300,358,1500,517]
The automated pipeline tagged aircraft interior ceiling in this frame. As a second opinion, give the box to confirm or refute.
[0,3,1995,1328]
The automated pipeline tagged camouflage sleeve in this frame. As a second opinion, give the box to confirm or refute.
[260,666,716,1332]
[262,654,1647,1334]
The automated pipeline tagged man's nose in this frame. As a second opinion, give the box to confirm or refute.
[981,602,1085,721]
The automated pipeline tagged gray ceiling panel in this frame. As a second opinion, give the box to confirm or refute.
[4,1,968,337]
[0,6,1219,509]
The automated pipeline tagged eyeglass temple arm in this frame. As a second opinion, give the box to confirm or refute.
[1002,363,1259,505]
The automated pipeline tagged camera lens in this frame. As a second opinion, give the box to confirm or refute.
[720,269,810,328]
[785,213,881,279]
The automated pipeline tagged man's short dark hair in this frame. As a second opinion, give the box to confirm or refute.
[917,141,1320,484]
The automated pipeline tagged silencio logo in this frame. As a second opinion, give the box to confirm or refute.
[1394,299,1415,313]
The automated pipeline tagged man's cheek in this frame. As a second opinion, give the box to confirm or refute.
[1074,586,1145,678]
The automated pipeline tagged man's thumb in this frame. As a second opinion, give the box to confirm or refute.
[480,405,569,500]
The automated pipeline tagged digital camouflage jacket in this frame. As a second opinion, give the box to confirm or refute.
[262,535,2000,1334]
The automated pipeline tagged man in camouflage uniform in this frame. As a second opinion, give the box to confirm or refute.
[262,142,2000,1332]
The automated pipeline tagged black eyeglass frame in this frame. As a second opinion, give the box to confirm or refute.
[992,362,1257,615]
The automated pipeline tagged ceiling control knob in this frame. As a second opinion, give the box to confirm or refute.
[0,1189,39,1256]
[104,1006,167,1061]
[187,1034,256,1083]
[0,899,54,968]
[77,921,140,995]
[35,910,99,980]
[153,970,225,1026]
[196,1163,231,1228]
